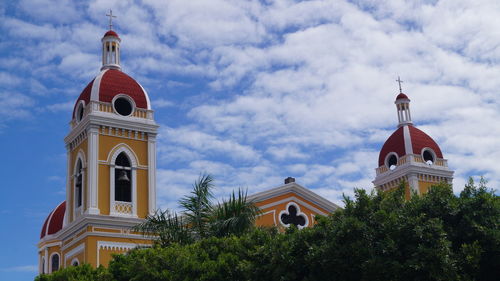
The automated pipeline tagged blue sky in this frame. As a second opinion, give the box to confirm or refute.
[2,0,500,280]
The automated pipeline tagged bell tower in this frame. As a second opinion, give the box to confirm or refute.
[373,87,454,198]
[41,24,159,268]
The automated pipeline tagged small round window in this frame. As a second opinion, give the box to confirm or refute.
[385,153,398,170]
[422,148,435,165]
[113,96,133,116]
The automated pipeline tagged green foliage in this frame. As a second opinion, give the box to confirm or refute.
[134,174,261,245]
[35,178,499,281]
[34,264,111,281]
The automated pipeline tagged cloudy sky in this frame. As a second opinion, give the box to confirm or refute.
[2,0,500,279]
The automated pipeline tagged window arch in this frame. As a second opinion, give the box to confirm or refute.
[75,159,83,207]
[73,153,85,219]
[115,152,131,202]
[50,253,60,272]
[71,258,79,266]
[109,145,138,217]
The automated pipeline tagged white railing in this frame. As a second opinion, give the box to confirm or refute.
[376,154,448,175]
[113,201,133,215]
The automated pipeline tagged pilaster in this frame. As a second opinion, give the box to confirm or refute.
[87,126,100,215]
[147,134,157,215]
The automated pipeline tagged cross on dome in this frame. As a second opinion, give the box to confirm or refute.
[106,9,117,30]
[396,75,404,94]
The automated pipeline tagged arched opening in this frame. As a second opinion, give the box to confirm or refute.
[423,149,435,165]
[115,152,131,202]
[75,159,83,208]
[71,258,79,267]
[51,254,59,272]
[385,153,398,170]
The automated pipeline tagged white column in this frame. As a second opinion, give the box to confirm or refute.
[132,168,137,217]
[87,126,100,215]
[44,248,48,274]
[65,146,71,224]
[408,173,420,196]
[109,165,115,215]
[148,134,157,215]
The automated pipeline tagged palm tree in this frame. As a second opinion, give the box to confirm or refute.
[134,174,260,246]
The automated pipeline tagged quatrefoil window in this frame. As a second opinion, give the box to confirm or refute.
[279,202,309,229]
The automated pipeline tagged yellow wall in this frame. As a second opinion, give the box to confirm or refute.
[418,180,435,194]
[254,192,330,228]
[98,135,148,165]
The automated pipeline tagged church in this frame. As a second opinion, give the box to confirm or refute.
[37,27,454,274]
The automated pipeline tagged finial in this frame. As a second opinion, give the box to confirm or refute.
[106,9,117,30]
[396,75,403,93]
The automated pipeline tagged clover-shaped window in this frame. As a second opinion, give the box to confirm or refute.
[279,202,309,229]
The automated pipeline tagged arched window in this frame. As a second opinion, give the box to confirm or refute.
[71,258,79,266]
[51,253,59,272]
[75,159,83,208]
[115,152,131,202]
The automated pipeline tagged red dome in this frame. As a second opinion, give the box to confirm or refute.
[73,69,151,117]
[104,30,119,38]
[396,93,409,100]
[40,201,66,239]
[378,125,443,167]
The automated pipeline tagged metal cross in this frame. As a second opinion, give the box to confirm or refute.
[396,76,404,93]
[106,9,117,30]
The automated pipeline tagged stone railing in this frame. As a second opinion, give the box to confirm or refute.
[376,154,448,175]
[113,201,133,215]
[71,101,154,128]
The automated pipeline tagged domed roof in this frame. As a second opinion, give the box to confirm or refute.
[40,201,66,239]
[72,69,151,117]
[104,30,119,38]
[396,93,409,100]
[378,125,443,167]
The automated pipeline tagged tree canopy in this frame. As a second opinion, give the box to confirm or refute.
[36,179,499,281]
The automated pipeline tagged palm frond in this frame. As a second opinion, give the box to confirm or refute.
[178,174,214,239]
[210,188,260,237]
[133,209,193,246]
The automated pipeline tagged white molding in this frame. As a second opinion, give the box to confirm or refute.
[73,152,86,220]
[385,152,399,170]
[248,182,340,213]
[137,82,152,110]
[257,210,277,225]
[64,243,85,262]
[90,70,107,101]
[108,145,138,218]
[373,161,454,187]
[421,147,437,165]
[49,252,60,273]
[75,100,86,122]
[65,147,71,226]
[403,125,413,154]
[111,93,136,117]
[257,196,328,216]
[44,248,48,274]
[97,241,150,266]
[147,136,157,215]
[278,201,309,229]
[87,126,100,215]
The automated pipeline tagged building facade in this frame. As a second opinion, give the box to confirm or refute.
[37,29,340,274]
[38,28,453,274]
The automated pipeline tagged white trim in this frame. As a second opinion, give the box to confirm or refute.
[147,135,157,215]
[403,125,413,154]
[97,241,150,266]
[70,258,80,266]
[90,70,107,101]
[256,210,277,225]
[384,152,399,170]
[49,252,60,273]
[109,145,138,218]
[87,126,100,215]
[278,202,309,229]
[137,83,152,110]
[75,100,86,122]
[258,196,328,216]
[248,182,340,213]
[421,147,437,165]
[43,249,48,274]
[112,94,136,117]
[64,243,85,262]
[73,151,86,220]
